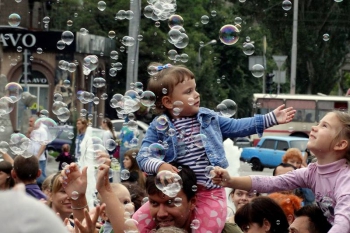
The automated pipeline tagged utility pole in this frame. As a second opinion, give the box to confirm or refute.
[126,0,141,91]
[290,0,299,94]
[262,36,267,93]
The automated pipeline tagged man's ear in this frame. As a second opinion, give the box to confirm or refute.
[161,96,173,110]
[189,196,197,211]
[11,169,17,180]
[287,214,294,225]
[36,169,42,179]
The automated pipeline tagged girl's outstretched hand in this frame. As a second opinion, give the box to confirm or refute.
[273,104,296,124]
[211,167,231,187]
[60,163,88,198]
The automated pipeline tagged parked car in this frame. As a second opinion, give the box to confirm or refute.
[46,126,73,152]
[240,136,309,171]
[233,137,252,148]
[111,119,149,145]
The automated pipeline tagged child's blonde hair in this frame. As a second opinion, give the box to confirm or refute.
[147,63,195,114]
[331,111,350,161]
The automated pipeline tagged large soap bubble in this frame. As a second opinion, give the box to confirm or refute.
[5,82,23,103]
[219,24,240,45]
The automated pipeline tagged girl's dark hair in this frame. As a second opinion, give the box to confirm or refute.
[235,196,289,233]
[0,160,14,189]
[124,149,145,189]
[103,118,116,140]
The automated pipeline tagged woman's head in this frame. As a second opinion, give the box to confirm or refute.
[282,148,303,169]
[50,172,72,220]
[235,196,289,233]
[147,63,195,114]
[308,111,350,160]
[102,118,114,132]
[229,189,259,211]
[268,192,302,225]
[76,118,88,134]
[0,160,14,190]
[123,149,139,170]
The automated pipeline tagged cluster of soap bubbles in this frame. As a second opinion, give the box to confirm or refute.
[83,55,99,75]
[52,93,71,122]
[143,0,177,22]
[58,60,77,73]
[167,16,189,49]
[155,170,183,198]
[167,49,189,63]
[216,99,237,118]
[115,10,134,20]
[0,82,23,117]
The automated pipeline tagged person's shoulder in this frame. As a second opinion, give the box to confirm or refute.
[222,223,243,233]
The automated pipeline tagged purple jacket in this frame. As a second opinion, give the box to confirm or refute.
[26,184,47,200]
[250,159,350,233]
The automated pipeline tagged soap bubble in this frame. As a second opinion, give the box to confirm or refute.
[155,115,169,131]
[323,33,330,41]
[0,97,15,116]
[168,14,184,28]
[174,197,182,207]
[108,31,116,39]
[140,91,156,107]
[57,107,70,122]
[5,82,23,103]
[155,170,182,195]
[190,219,201,229]
[32,117,59,145]
[251,64,265,78]
[43,16,50,24]
[122,36,135,46]
[217,99,237,117]
[192,134,207,148]
[0,141,9,153]
[8,13,21,27]
[149,143,165,160]
[124,219,138,232]
[282,0,292,11]
[9,133,30,155]
[219,24,240,45]
[201,15,209,24]
[71,191,79,200]
[243,43,255,55]
[52,101,67,115]
[204,166,215,178]
[121,169,131,180]
[234,17,242,25]
[61,31,74,45]
[57,40,66,50]
[97,1,106,11]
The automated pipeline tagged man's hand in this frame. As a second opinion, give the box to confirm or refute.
[157,163,179,173]
[273,104,296,124]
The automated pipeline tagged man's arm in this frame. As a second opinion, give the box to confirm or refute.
[0,151,14,164]
[36,145,46,159]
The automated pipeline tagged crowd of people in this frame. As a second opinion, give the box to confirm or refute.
[0,64,347,233]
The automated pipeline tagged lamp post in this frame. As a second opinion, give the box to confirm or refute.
[198,39,217,71]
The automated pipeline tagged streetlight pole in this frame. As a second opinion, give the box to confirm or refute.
[198,39,217,71]
[290,0,299,94]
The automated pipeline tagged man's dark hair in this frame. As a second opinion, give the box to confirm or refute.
[272,163,296,176]
[146,164,197,201]
[13,155,39,182]
[294,205,332,233]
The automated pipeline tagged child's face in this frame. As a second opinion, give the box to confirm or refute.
[286,159,301,169]
[168,77,200,118]
[308,112,343,155]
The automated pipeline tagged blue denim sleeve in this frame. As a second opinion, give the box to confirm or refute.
[219,114,265,138]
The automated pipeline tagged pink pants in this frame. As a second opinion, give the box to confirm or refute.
[133,187,227,233]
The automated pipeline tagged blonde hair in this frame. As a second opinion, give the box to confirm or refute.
[147,63,195,114]
[331,111,350,161]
